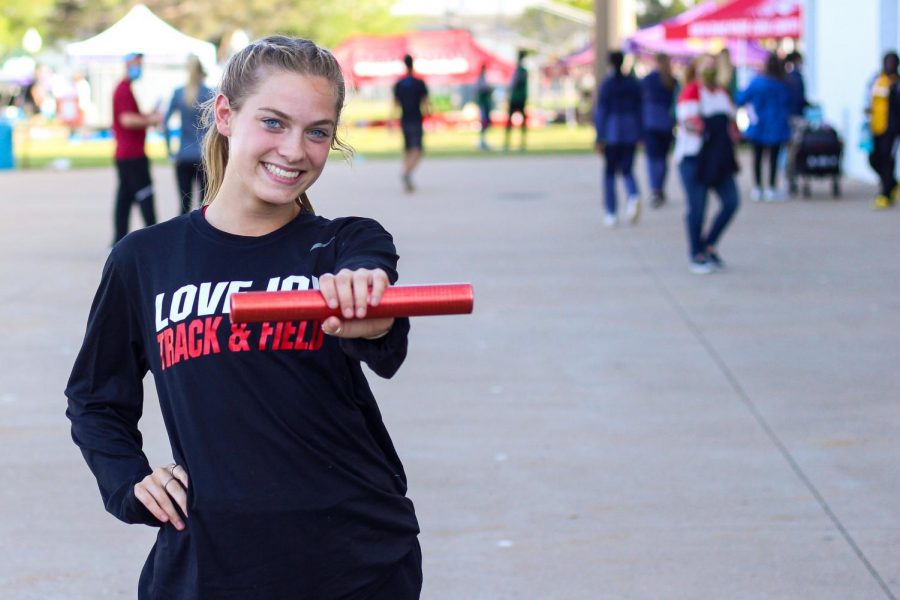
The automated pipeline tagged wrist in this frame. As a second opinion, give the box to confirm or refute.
[363,329,390,340]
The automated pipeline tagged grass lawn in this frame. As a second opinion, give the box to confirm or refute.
[10,121,595,170]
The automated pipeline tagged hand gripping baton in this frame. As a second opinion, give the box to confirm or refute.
[230,283,474,324]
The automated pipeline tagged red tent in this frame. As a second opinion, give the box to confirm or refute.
[332,29,514,88]
[664,0,802,40]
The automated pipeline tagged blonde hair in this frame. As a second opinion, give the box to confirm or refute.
[183,55,205,106]
[716,49,734,91]
[200,35,353,214]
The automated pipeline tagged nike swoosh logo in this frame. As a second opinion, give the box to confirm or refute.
[310,237,335,252]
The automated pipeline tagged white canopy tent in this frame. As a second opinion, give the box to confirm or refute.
[66,5,217,128]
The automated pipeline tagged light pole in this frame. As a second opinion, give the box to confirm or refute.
[594,0,612,92]
[593,1,637,100]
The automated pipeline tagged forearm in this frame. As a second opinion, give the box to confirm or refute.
[67,401,158,525]
[119,111,155,129]
[340,317,410,378]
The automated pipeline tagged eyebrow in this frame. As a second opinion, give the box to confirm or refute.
[258,107,335,127]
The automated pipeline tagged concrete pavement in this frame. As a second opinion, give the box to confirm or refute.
[0,151,897,599]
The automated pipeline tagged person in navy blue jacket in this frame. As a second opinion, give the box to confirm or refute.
[737,53,793,201]
[785,51,808,119]
[595,50,643,227]
[640,53,677,209]
[66,36,422,599]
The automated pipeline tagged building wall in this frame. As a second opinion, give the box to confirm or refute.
[808,0,900,182]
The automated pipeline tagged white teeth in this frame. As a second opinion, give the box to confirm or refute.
[264,163,300,179]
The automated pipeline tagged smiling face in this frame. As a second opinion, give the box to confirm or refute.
[214,69,338,211]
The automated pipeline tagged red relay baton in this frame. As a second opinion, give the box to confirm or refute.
[230,283,474,324]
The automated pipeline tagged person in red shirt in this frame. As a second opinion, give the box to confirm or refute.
[112,52,162,244]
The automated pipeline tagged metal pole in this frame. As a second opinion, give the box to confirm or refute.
[594,0,612,95]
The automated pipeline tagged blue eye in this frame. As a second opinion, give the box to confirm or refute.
[309,129,331,139]
[262,118,282,129]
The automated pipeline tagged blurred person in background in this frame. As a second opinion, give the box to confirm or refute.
[674,55,740,274]
[784,51,808,120]
[640,52,677,209]
[112,52,161,244]
[737,53,792,201]
[475,63,494,151]
[504,49,529,152]
[393,54,430,193]
[784,51,809,195]
[594,50,643,227]
[865,51,900,209]
[164,55,214,214]
[716,48,738,99]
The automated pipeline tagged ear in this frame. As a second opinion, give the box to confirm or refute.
[214,93,233,136]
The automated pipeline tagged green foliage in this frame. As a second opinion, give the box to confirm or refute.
[555,0,593,11]
[33,0,406,52]
[46,0,122,42]
[515,6,591,55]
[303,0,410,50]
[0,0,56,57]
[635,0,697,28]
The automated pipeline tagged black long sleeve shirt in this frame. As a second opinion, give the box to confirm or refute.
[66,210,419,599]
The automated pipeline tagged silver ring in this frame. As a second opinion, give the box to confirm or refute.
[334,325,343,335]
[162,476,176,491]
[171,464,183,477]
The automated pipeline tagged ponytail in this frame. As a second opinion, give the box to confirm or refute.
[201,111,227,205]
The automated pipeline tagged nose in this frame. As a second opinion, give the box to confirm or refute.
[277,131,306,164]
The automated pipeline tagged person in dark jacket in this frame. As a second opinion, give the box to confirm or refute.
[736,53,793,201]
[66,36,422,599]
[640,52,677,208]
[785,51,808,119]
[475,63,494,151]
[504,49,529,152]
[595,50,643,227]
[393,54,431,193]
[866,51,900,209]
[783,51,809,196]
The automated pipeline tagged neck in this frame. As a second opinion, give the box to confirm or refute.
[203,192,302,237]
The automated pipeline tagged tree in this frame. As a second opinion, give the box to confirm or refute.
[635,0,698,28]
[41,0,405,51]
[0,0,56,58]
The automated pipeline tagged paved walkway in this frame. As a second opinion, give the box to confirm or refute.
[0,152,898,599]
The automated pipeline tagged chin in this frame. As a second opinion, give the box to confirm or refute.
[256,184,306,206]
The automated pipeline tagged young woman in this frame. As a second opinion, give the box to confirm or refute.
[164,55,215,213]
[736,53,792,201]
[640,52,677,208]
[674,54,741,274]
[66,36,422,599]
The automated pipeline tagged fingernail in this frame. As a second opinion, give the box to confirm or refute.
[356,307,366,318]
[343,308,353,318]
